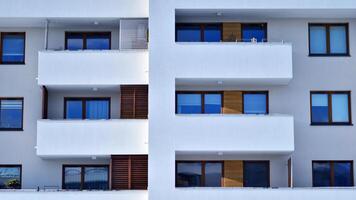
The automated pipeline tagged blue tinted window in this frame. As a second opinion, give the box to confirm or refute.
[86,100,110,119]
[242,24,266,42]
[244,93,267,114]
[205,162,222,187]
[331,94,349,122]
[313,162,331,187]
[0,166,21,189]
[86,34,110,50]
[63,167,82,190]
[204,25,221,42]
[67,34,84,50]
[244,162,269,187]
[0,99,23,129]
[309,26,327,54]
[177,25,201,42]
[177,94,202,114]
[176,162,202,187]
[66,100,83,119]
[204,94,221,114]
[1,33,25,63]
[330,26,347,54]
[334,162,353,187]
[84,167,109,190]
[311,94,329,123]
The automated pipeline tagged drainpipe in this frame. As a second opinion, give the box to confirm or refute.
[44,19,49,50]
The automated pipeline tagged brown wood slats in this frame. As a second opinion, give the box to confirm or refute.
[111,155,148,190]
[223,91,243,114]
[222,23,242,42]
[120,85,148,119]
[223,160,243,187]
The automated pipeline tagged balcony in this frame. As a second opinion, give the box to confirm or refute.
[38,50,148,87]
[36,119,148,158]
[173,114,294,154]
[173,42,292,85]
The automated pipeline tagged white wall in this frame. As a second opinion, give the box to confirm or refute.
[37,119,148,158]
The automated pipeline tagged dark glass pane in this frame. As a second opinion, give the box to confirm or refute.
[177,94,202,114]
[204,25,221,42]
[176,25,201,42]
[333,162,353,187]
[311,94,329,123]
[66,100,83,119]
[313,162,331,187]
[0,167,21,189]
[243,94,267,114]
[176,162,202,187]
[205,162,222,187]
[86,34,110,50]
[86,100,109,119]
[244,162,269,187]
[204,94,221,114]
[2,34,25,63]
[63,167,82,190]
[309,26,327,54]
[0,100,23,129]
[67,34,84,50]
[242,24,266,42]
[84,167,109,190]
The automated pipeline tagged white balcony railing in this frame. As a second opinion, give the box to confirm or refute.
[173,42,293,85]
[36,119,148,158]
[173,114,294,154]
[38,50,148,86]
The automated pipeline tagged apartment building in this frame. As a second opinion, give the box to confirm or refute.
[1,0,356,199]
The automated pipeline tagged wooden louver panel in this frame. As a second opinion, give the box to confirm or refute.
[222,23,242,42]
[111,155,148,190]
[223,91,243,114]
[223,160,243,187]
[120,85,148,119]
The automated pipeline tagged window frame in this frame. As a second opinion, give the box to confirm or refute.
[64,97,111,120]
[175,91,224,114]
[241,23,268,42]
[242,91,269,114]
[62,164,110,190]
[312,161,354,187]
[175,23,223,42]
[0,32,26,65]
[308,23,350,57]
[0,165,22,189]
[175,161,224,187]
[243,161,270,188]
[64,32,112,50]
[310,91,352,126]
[0,97,24,131]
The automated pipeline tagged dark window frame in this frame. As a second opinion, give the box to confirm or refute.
[242,91,269,114]
[62,164,110,190]
[0,32,26,65]
[243,161,270,188]
[308,23,350,57]
[312,161,354,187]
[310,91,352,126]
[65,32,112,50]
[175,91,224,114]
[64,97,111,119]
[175,161,224,187]
[0,97,24,131]
[241,23,268,42]
[175,23,223,42]
[0,165,22,189]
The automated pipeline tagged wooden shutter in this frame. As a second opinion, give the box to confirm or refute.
[222,23,242,42]
[111,155,148,190]
[223,91,243,114]
[121,85,148,119]
[223,161,243,187]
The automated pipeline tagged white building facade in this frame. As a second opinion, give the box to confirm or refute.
[0,0,356,199]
